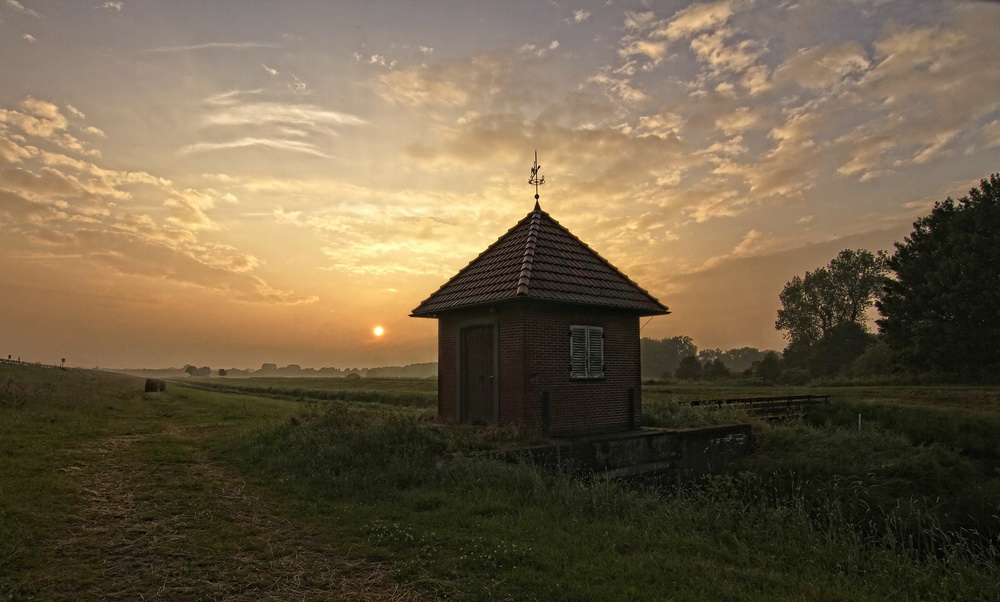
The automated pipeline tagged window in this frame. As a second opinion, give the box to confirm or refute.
[570,325,604,379]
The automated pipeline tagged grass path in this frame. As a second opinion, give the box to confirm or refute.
[1,369,423,602]
[44,422,422,601]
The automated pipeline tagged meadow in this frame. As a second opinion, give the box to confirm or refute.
[2,365,999,600]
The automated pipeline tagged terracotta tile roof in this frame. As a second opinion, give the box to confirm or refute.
[411,202,669,316]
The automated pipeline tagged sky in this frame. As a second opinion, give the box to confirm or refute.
[1,0,999,370]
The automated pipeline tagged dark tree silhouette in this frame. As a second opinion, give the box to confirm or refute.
[776,249,887,346]
[674,355,703,380]
[877,173,1000,379]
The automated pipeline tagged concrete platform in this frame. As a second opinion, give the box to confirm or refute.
[497,424,753,483]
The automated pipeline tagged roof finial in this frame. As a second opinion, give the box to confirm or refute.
[528,150,544,208]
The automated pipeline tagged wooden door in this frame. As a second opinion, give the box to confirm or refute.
[460,324,496,424]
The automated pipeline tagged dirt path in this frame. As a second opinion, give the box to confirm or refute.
[46,424,423,601]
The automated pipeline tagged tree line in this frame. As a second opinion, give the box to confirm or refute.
[639,337,776,380]
[644,173,999,384]
[773,173,1000,383]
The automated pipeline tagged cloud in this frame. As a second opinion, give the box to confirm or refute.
[22,33,36,42]
[146,41,280,53]
[262,64,278,76]
[772,41,870,90]
[714,108,822,199]
[985,120,1000,148]
[0,97,312,305]
[375,56,507,108]
[714,106,763,135]
[5,0,40,17]
[0,97,99,156]
[73,229,313,304]
[179,91,366,158]
[688,28,764,74]
[660,0,738,40]
[571,9,591,24]
[518,40,560,58]
[99,1,123,10]
[588,68,648,105]
[828,9,1000,178]
[618,39,668,63]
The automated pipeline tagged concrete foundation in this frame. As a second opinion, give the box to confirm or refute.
[500,424,752,484]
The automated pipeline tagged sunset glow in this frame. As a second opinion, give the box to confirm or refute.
[1,1,998,370]
[374,327,385,338]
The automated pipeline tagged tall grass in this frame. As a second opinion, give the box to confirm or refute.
[233,400,1000,600]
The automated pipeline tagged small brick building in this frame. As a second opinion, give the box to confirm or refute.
[411,201,669,437]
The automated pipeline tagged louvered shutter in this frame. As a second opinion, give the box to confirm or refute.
[588,326,604,378]
[570,325,604,378]
[570,325,588,378]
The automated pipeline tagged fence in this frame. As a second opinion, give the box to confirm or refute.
[688,394,830,419]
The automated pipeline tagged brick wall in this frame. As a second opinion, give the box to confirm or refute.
[518,302,642,436]
[432,300,644,436]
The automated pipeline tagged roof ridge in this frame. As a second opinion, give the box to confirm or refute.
[515,207,543,296]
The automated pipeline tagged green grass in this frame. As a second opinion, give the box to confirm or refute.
[233,400,1000,600]
[182,375,437,411]
[3,366,999,600]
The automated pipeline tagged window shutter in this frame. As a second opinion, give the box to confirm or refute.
[588,326,604,378]
[570,325,604,378]
[570,326,588,378]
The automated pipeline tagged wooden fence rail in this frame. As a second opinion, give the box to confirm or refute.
[688,394,830,419]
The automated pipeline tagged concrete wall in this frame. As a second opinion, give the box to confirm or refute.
[499,424,753,484]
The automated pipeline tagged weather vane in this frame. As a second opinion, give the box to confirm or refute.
[528,150,544,201]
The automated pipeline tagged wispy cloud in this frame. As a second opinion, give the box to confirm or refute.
[146,41,280,53]
[178,91,366,159]
[0,96,311,305]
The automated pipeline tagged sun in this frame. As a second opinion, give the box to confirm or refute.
[373,326,384,337]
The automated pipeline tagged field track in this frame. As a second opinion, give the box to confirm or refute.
[40,412,422,601]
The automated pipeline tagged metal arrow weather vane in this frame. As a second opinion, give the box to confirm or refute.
[529,150,544,201]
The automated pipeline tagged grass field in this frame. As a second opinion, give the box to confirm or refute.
[3,365,999,600]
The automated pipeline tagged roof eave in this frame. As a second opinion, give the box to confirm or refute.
[410,294,669,318]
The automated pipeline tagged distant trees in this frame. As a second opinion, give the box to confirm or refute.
[640,336,697,379]
[877,174,1000,379]
[698,347,769,373]
[641,337,774,381]
[674,355,703,380]
[183,365,211,377]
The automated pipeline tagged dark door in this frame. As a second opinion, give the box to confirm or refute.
[460,324,495,424]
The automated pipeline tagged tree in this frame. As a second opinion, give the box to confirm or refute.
[217,368,228,377]
[702,358,731,380]
[877,174,1000,379]
[753,351,782,383]
[776,249,887,347]
[674,355,703,380]
[184,365,210,377]
[808,322,873,378]
[640,336,697,379]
